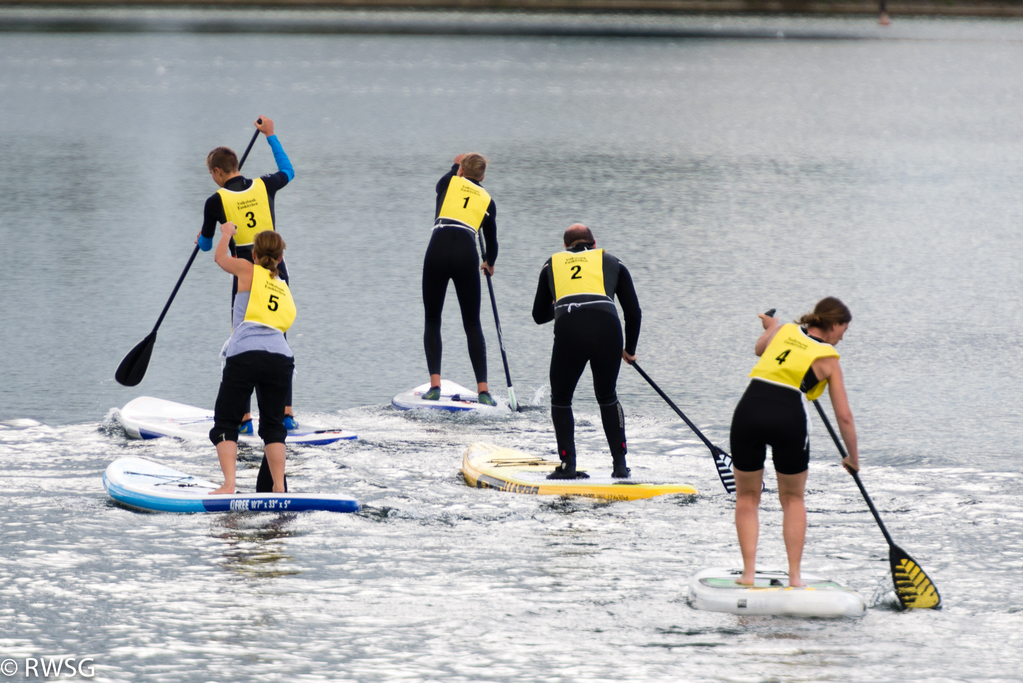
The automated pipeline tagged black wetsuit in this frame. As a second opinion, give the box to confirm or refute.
[532,245,641,475]
[422,164,498,384]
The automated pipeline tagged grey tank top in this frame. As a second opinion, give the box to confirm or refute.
[224,291,294,359]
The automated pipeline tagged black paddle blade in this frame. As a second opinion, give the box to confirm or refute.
[711,446,737,494]
[115,332,156,387]
[890,544,941,609]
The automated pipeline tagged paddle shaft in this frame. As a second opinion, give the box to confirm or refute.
[631,361,740,494]
[631,361,717,452]
[812,399,897,547]
[478,232,517,411]
[116,120,263,386]
[148,123,262,336]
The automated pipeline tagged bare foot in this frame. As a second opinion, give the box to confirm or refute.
[208,484,235,495]
[736,574,755,586]
[789,577,806,588]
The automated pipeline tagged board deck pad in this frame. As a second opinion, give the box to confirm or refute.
[461,442,697,501]
[119,396,357,446]
[688,567,866,618]
[103,457,360,514]
[392,379,508,413]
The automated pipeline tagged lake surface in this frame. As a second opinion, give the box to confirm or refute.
[1,12,1022,682]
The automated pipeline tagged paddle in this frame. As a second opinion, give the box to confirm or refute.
[477,232,518,411]
[115,121,263,386]
[630,361,736,494]
[812,399,941,609]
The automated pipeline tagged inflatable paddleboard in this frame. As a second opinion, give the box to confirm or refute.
[688,567,866,618]
[392,379,507,412]
[119,396,356,446]
[461,442,697,501]
[103,457,360,513]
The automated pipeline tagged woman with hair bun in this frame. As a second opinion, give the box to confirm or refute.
[207,224,296,495]
[730,297,860,587]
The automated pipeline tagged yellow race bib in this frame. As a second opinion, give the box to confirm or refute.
[218,178,274,247]
[749,323,839,400]
[551,249,607,301]
[437,176,492,231]
[244,264,296,334]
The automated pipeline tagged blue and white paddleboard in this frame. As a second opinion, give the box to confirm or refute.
[391,380,507,413]
[688,567,866,618]
[119,396,357,446]
[103,457,360,514]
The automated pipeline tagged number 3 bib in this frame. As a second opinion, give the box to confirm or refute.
[218,178,274,247]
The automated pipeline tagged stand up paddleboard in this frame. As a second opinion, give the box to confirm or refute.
[103,457,360,513]
[688,568,866,618]
[119,396,356,446]
[392,380,507,412]
[461,442,697,501]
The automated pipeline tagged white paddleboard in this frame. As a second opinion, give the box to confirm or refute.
[103,457,360,514]
[391,379,507,412]
[118,396,357,446]
[688,567,866,618]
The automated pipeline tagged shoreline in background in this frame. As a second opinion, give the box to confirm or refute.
[2,4,1021,39]
[3,0,1023,17]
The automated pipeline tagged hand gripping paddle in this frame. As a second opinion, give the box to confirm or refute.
[812,399,941,609]
[115,120,263,386]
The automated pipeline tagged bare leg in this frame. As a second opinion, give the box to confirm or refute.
[477,381,489,394]
[265,442,287,493]
[734,468,764,585]
[777,470,809,587]
[430,373,441,388]
[210,440,238,494]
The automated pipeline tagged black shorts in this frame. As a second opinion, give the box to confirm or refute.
[729,380,810,475]
[209,350,295,446]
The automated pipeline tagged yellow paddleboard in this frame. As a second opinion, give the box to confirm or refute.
[461,442,697,501]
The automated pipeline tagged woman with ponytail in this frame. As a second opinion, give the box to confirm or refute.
[207,225,297,495]
[729,297,859,587]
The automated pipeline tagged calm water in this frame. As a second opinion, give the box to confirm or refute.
[2,12,1022,682]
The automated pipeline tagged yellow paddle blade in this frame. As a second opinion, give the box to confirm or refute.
[892,555,941,609]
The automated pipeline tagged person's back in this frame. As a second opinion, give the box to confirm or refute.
[532,224,641,480]
[421,152,498,405]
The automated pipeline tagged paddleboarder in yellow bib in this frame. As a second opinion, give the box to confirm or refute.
[421,153,498,405]
[208,226,296,495]
[730,298,860,587]
[196,116,298,431]
[532,224,642,479]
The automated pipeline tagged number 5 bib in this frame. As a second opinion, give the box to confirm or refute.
[244,265,296,334]
[218,178,274,247]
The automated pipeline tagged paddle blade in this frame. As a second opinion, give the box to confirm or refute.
[711,446,736,494]
[115,332,156,387]
[507,386,518,412]
[890,545,941,609]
